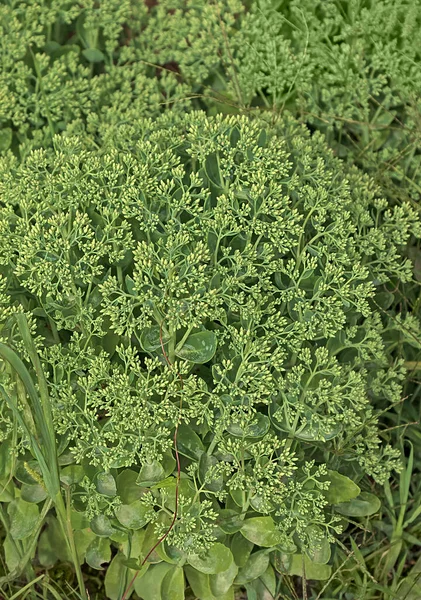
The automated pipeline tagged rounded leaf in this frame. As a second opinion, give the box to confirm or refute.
[114,500,150,530]
[288,554,332,581]
[8,499,39,540]
[140,325,170,353]
[240,517,282,548]
[175,331,217,364]
[188,543,233,575]
[335,491,381,517]
[134,562,173,600]
[322,470,361,505]
[210,559,238,596]
[85,537,111,570]
[117,469,144,504]
[21,483,48,503]
[90,514,116,537]
[176,424,205,460]
[161,565,185,600]
[60,465,84,486]
[96,472,117,497]
[235,550,270,584]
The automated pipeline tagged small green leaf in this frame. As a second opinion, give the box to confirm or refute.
[184,566,214,600]
[199,453,223,492]
[175,331,217,364]
[335,491,381,517]
[90,514,116,537]
[114,500,151,530]
[105,552,133,600]
[38,516,72,566]
[288,554,332,580]
[140,325,170,353]
[231,532,253,567]
[0,439,12,479]
[74,529,96,565]
[210,559,238,596]
[71,510,90,530]
[134,562,173,600]
[20,483,48,503]
[322,470,361,505]
[259,564,277,597]
[187,543,233,575]
[8,498,39,540]
[4,534,20,572]
[142,520,169,564]
[176,424,205,460]
[125,274,138,295]
[227,414,270,438]
[137,453,175,487]
[235,550,270,584]
[60,464,84,486]
[162,565,185,600]
[240,517,282,548]
[0,481,13,502]
[217,509,244,535]
[96,471,117,497]
[305,526,331,564]
[15,461,41,485]
[117,469,144,504]
[82,48,105,63]
[86,537,111,570]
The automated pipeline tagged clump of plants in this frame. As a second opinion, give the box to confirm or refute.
[224,0,421,205]
[0,111,419,599]
[0,0,241,158]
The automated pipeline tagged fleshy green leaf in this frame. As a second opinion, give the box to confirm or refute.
[0,127,12,152]
[8,498,39,540]
[187,543,233,575]
[176,424,205,460]
[235,550,270,584]
[105,552,133,600]
[175,331,217,364]
[85,537,111,570]
[20,483,48,503]
[4,534,20,572]
[199,453,223,492]
[240,517,282,548]
[134,562,173,600]
[96,471,117,497]
[82,48,105,63]
[322,470,361,505]
[60,464,84,486]
[114,500,151,530]
[288,554,332,581]
[117,469,145,504]
[90,514,116,537]
[335,492,381,517]
[137,453,175,487]
[231,532,253,567]
[140,325,170,353]
[209,559,238,596]
[161,565,185,600]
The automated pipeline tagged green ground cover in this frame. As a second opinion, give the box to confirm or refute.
[0,1,420,599]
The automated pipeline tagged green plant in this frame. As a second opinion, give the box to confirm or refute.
[221,0,421,207]
[0,111,418,598]
[0,0,242,158]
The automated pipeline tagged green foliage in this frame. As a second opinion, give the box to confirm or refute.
[0,0,242,157]
[0,1,420,599]
[0,109,418,599]
[225,0,421,204]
